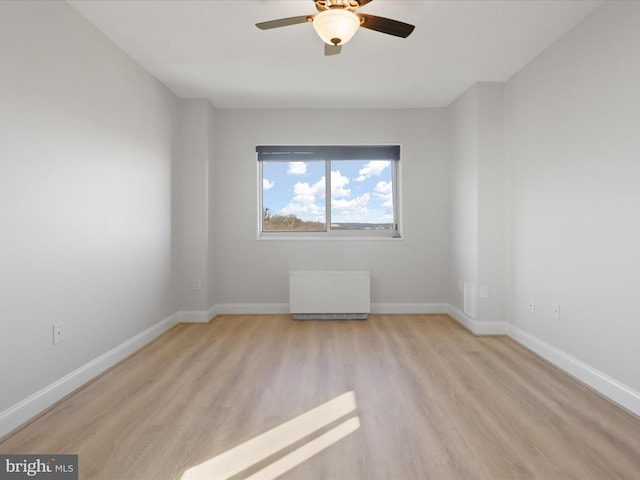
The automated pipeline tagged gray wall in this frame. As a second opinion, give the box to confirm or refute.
[505,0,640,397]
[448,83,506,329]
[0,1,177,415]
[212,109,451,311]
[172,99,213,315]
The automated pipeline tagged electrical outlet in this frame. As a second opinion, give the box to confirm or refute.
[53,322,64,344]
[552,303,560,320]
[193,279,202,291]
[528,297,535,312]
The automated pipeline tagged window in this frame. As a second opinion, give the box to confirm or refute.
[258,145,400,238]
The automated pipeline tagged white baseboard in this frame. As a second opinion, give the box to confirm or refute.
[507,323,640,417]
[371,303,448,314]
[211,302,448,316]
[177,307,216,323]
[447,307,640,415]
[0,313,180,439]
[214,303,290,315]
[447,304,507,335]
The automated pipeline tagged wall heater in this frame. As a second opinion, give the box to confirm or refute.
[289,270,370,320]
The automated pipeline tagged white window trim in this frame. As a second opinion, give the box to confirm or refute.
[256,145,403,240]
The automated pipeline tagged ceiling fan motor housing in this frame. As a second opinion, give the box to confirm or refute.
[315,0,363,13]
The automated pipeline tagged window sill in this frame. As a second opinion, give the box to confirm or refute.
[258,231,403,241]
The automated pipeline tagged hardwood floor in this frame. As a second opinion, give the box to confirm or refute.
[2,314,639,479]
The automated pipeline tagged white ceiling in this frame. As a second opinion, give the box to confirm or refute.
[68,0,603,109]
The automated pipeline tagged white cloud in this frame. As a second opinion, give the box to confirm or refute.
[331,170,350,198]
[355,161,390,182]
[331,194,371,223]
[263,178,275,190]
[287,162,307,175]
[332,193,370,210]
[374,180,393,208]
[279,176,326,221]
[374,181,392,194]
[292,177,325,204]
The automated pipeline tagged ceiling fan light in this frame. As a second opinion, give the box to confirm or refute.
[312,9,360,46]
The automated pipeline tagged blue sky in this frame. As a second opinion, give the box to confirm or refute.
[262,160,393,224]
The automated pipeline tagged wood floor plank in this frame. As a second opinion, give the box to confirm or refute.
[1,314,639,479]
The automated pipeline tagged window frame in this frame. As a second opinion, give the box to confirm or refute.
[257,145,402,240]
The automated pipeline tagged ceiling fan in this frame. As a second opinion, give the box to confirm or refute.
[256,0,415,56]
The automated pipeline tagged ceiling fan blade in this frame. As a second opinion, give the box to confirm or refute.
[358,13,415,38]
[324,43,342,56]
[357,0,374,8]
[256,15,312,30]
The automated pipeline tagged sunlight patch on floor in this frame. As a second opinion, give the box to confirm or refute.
[180,391,360,480]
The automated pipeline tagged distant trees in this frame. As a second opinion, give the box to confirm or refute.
[262,208,324,231]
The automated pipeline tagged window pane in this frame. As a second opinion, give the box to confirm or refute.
[330,160,394,231]
[262,160,326,232]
